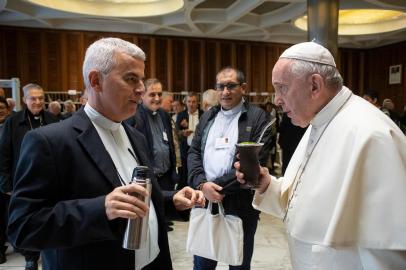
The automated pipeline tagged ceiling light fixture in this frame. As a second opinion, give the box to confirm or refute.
[26,0,183,17]
[294,9,406,35]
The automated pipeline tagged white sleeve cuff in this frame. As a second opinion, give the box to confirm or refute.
[252,175,285,219]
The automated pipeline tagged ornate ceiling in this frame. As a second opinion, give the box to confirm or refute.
[0,0,406,48]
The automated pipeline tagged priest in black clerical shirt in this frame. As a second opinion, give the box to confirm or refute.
[0,83,57,270]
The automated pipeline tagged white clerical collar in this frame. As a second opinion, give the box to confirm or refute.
[310,86,352,128]
[221,98,244,116]
[84,103,122,131]
[142,104,158,116]
[189,110,198,116]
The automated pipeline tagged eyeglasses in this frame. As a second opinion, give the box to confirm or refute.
[26,96,44,102]
[215,82,242,91]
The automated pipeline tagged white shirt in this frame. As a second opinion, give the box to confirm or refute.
[203,101,243,181]
[84,104,160,270]
[187,110,199,146]
[252,87,406,269]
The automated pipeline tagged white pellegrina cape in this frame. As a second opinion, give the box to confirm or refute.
[254,87,406,269]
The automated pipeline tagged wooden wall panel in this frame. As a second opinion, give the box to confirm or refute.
[23,30,42,85]
[155,38,168,89]
[189,40,202,92]
[251,44,267,92]
[266,45,279,92]
[219,42,232,68]
[138,37,151,78]
[236,43,248,80]
[43,32,61,91]
[364,41,406,112]
[65,33,83,91]
[0,26,405,113]
[339,49,363,94]
[171,38,185,92]
[1,29,19,80]
[205,41,217,90]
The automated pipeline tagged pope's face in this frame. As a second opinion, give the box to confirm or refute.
[142,82,162,112]
[24,88,45,116]
[97,52,145,122]
[272,59,313,128]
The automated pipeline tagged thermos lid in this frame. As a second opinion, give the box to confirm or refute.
[132,166,151,180]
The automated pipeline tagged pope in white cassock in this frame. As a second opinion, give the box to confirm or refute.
[236,42,406,270]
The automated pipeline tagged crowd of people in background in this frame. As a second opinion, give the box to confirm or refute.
[0,39,405,270]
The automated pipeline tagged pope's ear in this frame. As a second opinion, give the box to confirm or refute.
[88,70,102,92]
[310,74,324,95]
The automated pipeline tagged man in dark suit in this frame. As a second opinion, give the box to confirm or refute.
[176,93,203,188]
[7,37,204,270]
[126,78,179,231]
[127,78,177,192]
[0,83,57,269]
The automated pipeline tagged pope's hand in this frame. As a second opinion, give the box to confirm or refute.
[105,184,149,220]
[235,161,271,194]
[201,182,224,203]
[173,186,205,211]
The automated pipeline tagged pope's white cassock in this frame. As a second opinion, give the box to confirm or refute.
[253,86,406,269]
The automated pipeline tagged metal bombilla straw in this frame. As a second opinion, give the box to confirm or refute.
[256,117,277,144]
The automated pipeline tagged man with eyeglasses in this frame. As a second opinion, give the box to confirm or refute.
[126,78,179,231]
[0,83,57,269]
[188,67,273,269]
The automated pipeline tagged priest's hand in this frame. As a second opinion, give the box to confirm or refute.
[235,162,271,194]
[105,184,149,220]
[173,186,205,211]
[201,182,224,203]
[181,129,193,137]
[180,119,189,128]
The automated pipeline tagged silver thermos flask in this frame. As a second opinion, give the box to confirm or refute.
[122,166,152,250]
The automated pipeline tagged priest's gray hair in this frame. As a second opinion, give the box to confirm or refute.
[23,83,43,97]
[202,89,219,109]
[289,60,343,91]
[83,37,146,89]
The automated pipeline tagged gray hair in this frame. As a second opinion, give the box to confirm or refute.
[289,60,343,91]
[82,37,146,89]
[23,83,43,98]
[48,101,61,110]
[48,101,62,115]
[162,91,173,99]
[64,99,76,112]
[202,89,219,109]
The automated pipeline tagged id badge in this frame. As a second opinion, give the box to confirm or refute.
[163,131,168,142]
[215,137,230,149]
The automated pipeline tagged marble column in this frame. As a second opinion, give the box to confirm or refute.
[307,0,339,59]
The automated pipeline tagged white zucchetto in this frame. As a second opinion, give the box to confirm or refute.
[279,42,336,67]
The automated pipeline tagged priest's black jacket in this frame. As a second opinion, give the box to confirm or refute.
[8,108,177,270]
